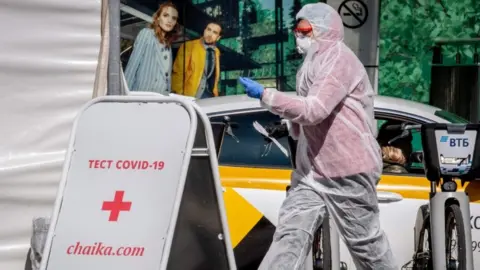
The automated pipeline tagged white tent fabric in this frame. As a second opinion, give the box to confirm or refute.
[0,0,102,268]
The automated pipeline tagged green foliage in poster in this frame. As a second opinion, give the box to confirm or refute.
[219,0,322,96]
[379,0,480,103]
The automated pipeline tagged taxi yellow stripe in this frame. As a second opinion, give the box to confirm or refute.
[219,166,480,203]
[222,187,263,247]
[220,166,291,190]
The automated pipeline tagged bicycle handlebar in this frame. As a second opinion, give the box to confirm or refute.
[384,124,403,130]
[384,124,421,131]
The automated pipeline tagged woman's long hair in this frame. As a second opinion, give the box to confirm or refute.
[150,2,179,47]
[381,146,407,165]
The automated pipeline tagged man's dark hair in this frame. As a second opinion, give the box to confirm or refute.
[207,20,223,36]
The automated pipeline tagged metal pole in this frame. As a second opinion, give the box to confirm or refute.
[373,0,381,95]
[274,0,279,89]
[182,4,186,96]
[329,216,340,270]
[108,0,122,95]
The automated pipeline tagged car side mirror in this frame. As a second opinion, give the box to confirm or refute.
[223,116,240,143]
[410,151,423,163]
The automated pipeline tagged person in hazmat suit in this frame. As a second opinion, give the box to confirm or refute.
[238,3,397,270]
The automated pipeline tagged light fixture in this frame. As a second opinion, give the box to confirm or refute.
[442,180,457,192]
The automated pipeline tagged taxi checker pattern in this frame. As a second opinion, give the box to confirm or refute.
[223,186,276,269]
[220,167,480,269]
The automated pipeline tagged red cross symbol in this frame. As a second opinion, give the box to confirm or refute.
[101,191,132,222]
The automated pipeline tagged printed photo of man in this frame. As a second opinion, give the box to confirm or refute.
[171,21,222,99]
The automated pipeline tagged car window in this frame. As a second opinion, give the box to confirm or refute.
[210,122,226,157]
[210,111,292,169]
[434,110,469,123]
[376,116,423,175]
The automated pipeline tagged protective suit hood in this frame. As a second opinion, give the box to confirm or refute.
[296,3,344,54]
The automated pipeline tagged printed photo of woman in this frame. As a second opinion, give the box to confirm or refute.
[124,1,179,94]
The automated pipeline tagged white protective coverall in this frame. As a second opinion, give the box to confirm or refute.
[258,3,397,270]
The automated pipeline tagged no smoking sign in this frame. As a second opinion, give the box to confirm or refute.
[338,0,368,29]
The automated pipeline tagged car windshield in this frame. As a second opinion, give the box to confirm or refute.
[434,110,469,123]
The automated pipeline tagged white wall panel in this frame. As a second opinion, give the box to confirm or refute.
[0,0,101,268]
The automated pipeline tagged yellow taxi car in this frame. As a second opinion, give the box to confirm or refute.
[196,93,480,269]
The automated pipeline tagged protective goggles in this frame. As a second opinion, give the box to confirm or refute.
[293,19,313,37]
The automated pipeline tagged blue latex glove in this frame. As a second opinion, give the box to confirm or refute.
[239,77,264,99]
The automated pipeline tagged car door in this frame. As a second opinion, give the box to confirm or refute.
[209,109,293,269]
[210,109,436,269]
[209,108,480,268]
[367,112,433,266]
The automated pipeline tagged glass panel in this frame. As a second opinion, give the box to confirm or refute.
[120,2,181,95]
[376,110,469,173]
[167,0,324,98]
[434,110,470,124]
[210,122,226,157]
[119,0,331,99]
[376,116,421,174]
[211,111,292,169]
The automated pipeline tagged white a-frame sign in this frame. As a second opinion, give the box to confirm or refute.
[39,96,237,270]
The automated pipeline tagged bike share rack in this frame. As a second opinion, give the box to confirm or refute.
[405,123,480,269]
[318,212,342,270]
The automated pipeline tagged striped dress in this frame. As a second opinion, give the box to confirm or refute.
[124,28,172,95]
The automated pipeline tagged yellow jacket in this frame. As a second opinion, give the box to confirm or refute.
[171,39,221,97]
